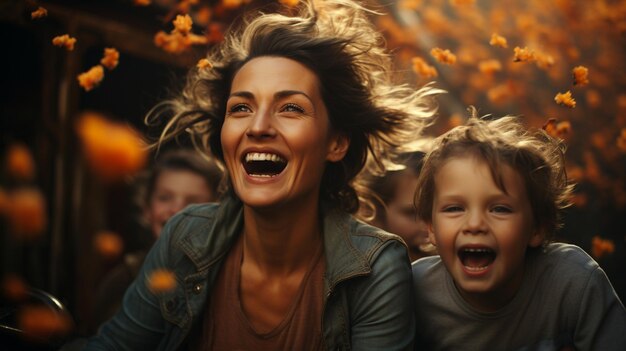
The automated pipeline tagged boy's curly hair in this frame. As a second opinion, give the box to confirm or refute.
[415,114,574,239]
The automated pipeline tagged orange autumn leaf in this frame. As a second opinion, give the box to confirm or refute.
[5,143,36,181]
[412,57,438,79]
[513,46,535,62]
[148,269,177,293]
[591,236,615,259]
[173,14,193,35]
[430,47,457,65]
[555,90,576,108]
[77,65,105,91]
[222,0,244,10]
[93,231,124,260]
[18,305,73,340]
[478,59,502,75]
[100,48,120,70]
[542,118,571,139]
[133,0,151,6]
[7,188,47,240]
[279,0,300,7]
[573,65,589,86]
[76,112,147,182]
[52,34,76,51]
[31,7,48,19]
[196,58,212,69]
[489,33,508,48]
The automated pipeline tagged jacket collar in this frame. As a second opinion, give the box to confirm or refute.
[176,196,373,292]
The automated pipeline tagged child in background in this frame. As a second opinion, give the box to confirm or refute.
[412,115,626,350]
[92,149,222,329]
[359,150,434,261]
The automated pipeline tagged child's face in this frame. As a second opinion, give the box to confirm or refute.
[146,169,214,238]
[385,172,430,261]
[428,156,543,311]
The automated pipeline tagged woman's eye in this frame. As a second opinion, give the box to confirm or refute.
[492,205,512,213]
[281,103,305,113]
[228,103,252,114]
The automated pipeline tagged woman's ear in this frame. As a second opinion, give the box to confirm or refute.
[326,133,350,162]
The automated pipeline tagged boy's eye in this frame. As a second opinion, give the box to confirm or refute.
[442,205,463,213]
[491,205,512,213]
[281,103,305,113]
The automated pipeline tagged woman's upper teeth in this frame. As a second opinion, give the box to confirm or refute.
[245,152,285,163]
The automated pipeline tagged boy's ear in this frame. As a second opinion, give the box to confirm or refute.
[326,133,350,162]
[528,227,545,248]
[427,221,437,247]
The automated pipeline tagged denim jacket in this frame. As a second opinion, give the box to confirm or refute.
[85,196,414,350]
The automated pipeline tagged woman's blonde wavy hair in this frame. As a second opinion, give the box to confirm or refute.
[414,113,574,240]
[146,0,441,213]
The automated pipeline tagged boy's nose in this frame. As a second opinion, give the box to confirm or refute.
[463,210,488,234]
[246,108,276,139]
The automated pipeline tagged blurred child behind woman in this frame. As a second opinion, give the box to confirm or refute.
[359,149,435,261]
[92,149,223,329]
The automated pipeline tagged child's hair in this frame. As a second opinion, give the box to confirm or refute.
[358,151,426,224]
[139,149,224,209]
[414,115,573,240]
[146,0,441,213]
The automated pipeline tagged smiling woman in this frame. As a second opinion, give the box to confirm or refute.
[85,0,440,350]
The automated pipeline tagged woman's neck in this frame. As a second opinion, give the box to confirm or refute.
[241,197,323,276]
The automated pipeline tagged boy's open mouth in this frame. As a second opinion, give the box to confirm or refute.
[242,152,287,177]
[458,247,496,271]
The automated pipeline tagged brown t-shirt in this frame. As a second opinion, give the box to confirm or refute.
[191,236,325,351]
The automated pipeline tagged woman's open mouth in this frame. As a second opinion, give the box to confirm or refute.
[458,247,496,272]
[242,152,287,177]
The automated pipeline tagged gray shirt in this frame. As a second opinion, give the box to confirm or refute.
[412,243,626,351]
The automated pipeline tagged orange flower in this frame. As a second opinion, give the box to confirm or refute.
[77,65,105,91]
[554,91,576,108]
[487,83,512,105]
[76,112,147,182]
[534,52,555,70]
[100,48,120,70]
[93,231,124,260]
[412,57,438,79]
[513,46,535,62]
[591,236,615,259]
[585,89,601,108]
[5,143,36,181]
[0,187,8,215]
[489,33,508,48]
[52,34,76,51]
[18,305,73,340]
[195,6,212,26]
[148,269,177,293]
[7,188,47,241]
[31,7,48,19]
[573,65,589,86]
[430,47,457,65]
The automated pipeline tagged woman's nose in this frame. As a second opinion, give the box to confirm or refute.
[246,108,276,139]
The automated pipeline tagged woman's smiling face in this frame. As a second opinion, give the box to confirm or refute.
[221,56,348,210]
